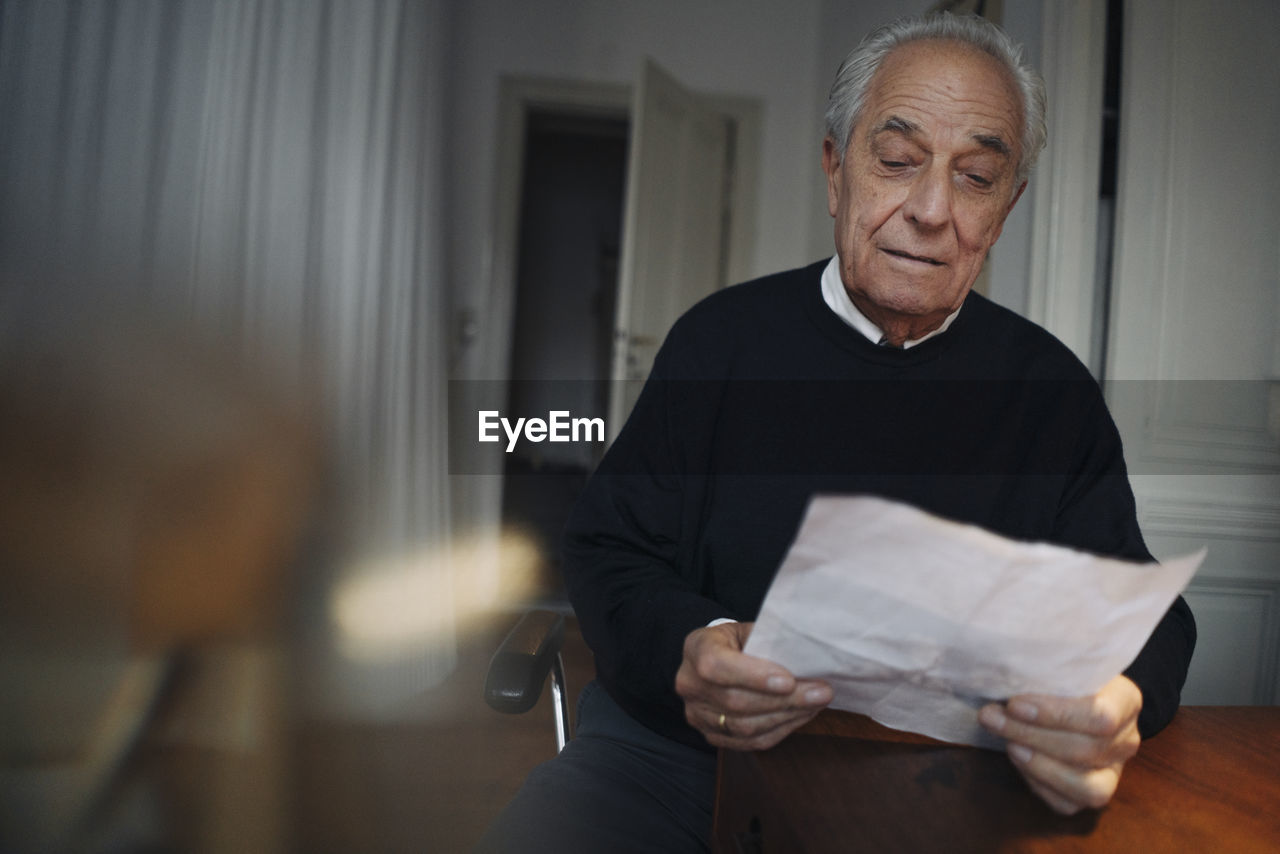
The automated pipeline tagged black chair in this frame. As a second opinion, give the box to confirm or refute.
[483,610,573,752]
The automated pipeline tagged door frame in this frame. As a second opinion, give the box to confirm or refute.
[487,73,761,391]
[489,76,631,390]
[1026,0,1108,375]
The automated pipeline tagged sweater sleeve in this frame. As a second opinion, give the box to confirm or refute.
[560,313,733,746]
[1053,390,1197,738]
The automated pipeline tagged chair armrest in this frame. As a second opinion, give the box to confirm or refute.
[483,610,566,714]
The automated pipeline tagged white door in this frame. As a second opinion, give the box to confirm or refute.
[1106,0,1280,704]
[607,59,732,440]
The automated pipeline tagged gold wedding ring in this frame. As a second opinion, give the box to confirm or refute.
[718,712,729,734]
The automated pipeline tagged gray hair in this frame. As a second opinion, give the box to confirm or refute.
[824,13,1047,187]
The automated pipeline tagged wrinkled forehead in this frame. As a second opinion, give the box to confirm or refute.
[862,39,1023,146]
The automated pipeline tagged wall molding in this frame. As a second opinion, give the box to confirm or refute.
[1141,383,1280,471]
[1182,577,1280,704]
[1140,496,1280,542]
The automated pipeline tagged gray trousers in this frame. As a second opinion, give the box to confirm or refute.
[476,680,717,853]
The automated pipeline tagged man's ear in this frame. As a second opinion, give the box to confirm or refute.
[1006,180,1028,216]
[822,137,843,218]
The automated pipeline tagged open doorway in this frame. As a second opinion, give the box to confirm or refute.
[489,69,758,606]
[1091,0,1122,380]
[500,110,629,603]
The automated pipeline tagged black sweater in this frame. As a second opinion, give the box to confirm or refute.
[562,260,1196,750]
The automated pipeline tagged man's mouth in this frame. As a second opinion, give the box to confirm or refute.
[883,248,944,266]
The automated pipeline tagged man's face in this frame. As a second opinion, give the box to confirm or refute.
[823,39,1026,339]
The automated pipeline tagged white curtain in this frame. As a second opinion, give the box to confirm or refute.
[0,0,455,717]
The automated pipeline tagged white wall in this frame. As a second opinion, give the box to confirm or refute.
[447,0,826,381]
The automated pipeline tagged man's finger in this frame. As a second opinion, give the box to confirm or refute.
[716,679,832,715]
[698,652,796,693]
[978,704,1138,767]
[699,705,824,752]
[1002,694,1122,737]
[700,705,812,740]
[690,678,832,721]
[1008,744,1123,812]
[682,623,797,694]
[1003,675,1142,737]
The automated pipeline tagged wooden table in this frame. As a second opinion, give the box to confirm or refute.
[713,707,1280,853]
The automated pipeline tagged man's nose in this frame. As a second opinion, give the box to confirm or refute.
[902,165,951,229]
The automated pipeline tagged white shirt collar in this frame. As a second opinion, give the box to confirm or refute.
[819,255,961,348]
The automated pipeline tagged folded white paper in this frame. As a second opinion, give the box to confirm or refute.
[743,495,1205,750]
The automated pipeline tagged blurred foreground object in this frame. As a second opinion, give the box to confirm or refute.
[0,300,324,852]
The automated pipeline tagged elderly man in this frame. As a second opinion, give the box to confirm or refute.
[479,13,1195,853]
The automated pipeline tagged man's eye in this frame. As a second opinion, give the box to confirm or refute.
[881,160,908,169]
[966,173,993,188]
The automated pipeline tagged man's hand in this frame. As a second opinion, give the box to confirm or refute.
[675,621,832,750]
[978,674,1143,815]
